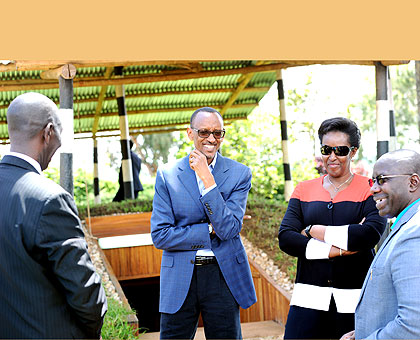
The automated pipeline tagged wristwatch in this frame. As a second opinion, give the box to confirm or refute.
[304,225,313,238]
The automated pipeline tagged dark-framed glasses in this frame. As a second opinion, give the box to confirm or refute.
[368,174,413,187]
[191,128,225,139]
[320,145,355,156]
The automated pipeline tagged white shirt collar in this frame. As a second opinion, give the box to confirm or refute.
[7,152,42,174]
[209,152,217,169]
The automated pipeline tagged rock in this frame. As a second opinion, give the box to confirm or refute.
[242,236,294,295]
[82,223,123,304]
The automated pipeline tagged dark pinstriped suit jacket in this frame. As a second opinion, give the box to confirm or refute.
[0,155,107,339]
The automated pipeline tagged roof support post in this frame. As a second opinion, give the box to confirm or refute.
[276,70,293,201]
[375,62,391,248]
[59,65,76,196]
[93,138,100,204]
[375,62,389,160]
[115,66,134,200]
[388,70,396,151]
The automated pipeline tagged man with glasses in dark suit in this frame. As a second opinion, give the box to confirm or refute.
[0,92,107,339]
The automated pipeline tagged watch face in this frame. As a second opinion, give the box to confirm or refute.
[209,224,213,233]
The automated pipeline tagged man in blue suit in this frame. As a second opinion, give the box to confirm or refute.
[341,149,420,340]
[0,93,107,339]
[151,107,256,339]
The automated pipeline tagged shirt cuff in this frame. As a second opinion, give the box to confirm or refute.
[202,183,217,196]
[306,238,332,260]
[324,225,349,250]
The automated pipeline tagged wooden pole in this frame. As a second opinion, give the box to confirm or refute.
[115,66,134,200]
[93,137,100,204]
[276,70,293,201]
[375,62,389,160]
[375,62,390,248]
[59,73,75,196]
[388,70,396,151]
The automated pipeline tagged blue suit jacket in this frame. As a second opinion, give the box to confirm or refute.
[151,154,257,314]
[355,200,420,339]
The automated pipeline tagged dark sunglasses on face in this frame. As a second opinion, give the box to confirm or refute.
[320,145,355,156]
[191,128,226,139]
[368,174,413,187]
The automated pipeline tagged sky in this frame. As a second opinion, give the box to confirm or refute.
[0,62,417,181]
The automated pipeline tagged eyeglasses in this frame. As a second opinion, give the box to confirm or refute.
[191,128,225,139]
[368,174,413,187]
[320,145,355,156]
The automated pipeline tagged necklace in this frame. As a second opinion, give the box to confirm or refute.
[327,173,353,192]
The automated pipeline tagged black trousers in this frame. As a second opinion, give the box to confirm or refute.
[160,263,242,340]
[284,297,354,340]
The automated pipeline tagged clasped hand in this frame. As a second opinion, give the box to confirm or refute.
[189,150,216,189]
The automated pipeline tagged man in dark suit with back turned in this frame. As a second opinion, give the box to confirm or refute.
[0,92,107,339]
[113,140,143,202]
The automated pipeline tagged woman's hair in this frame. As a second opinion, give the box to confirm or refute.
[318,117,361,148]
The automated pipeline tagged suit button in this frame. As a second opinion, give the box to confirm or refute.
[190,260,194,264]
[328,280,332,285]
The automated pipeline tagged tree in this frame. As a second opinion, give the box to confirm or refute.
[44,167,118,206]
[132,133,177,177]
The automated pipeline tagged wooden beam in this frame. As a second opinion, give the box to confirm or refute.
[0,60,410,73]
[40,64,77,80]
[0,63,289,92]
[278,60,410,67]
[0,60,211,72]
[220,61,266,116]
[92,67,113,135]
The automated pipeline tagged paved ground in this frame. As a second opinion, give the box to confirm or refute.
[141,320,285,340]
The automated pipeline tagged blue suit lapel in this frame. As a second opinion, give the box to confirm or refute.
[212,154,229,188]
[177,156,205,213]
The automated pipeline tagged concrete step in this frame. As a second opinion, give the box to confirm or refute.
[141,320,285,340]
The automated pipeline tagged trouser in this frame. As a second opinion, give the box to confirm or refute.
[284,297,354,340]
[160,262,242,340]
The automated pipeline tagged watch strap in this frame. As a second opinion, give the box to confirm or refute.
[305,225,313,238]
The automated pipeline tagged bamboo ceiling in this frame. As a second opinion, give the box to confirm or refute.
[0,60,409,142]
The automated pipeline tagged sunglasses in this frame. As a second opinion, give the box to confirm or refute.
[191,128,225,139]
[320,145,355,156]
[368,174,413,187]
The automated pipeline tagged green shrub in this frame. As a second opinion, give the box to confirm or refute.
[77,198,153,220]
[243,193,297,280]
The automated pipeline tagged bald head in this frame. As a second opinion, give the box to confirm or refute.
[7,92,61,142]
[376,149,420,175]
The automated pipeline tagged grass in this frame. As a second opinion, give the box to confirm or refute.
[78,198,153,220]
[101,298,145,340]
[243,194,297,280]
